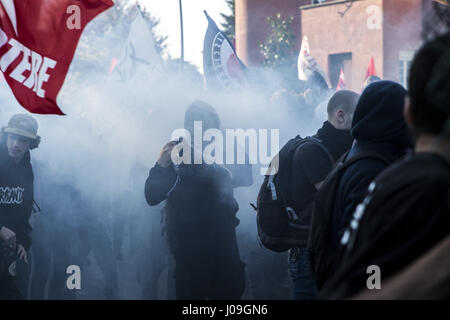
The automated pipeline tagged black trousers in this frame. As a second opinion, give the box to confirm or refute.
[172,229,246,300]
[174,253,246,300]
[0,274,23,300]
[175,269,245,300]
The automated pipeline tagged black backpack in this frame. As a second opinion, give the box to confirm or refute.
[256,136,334,252]
[308,151,389,290]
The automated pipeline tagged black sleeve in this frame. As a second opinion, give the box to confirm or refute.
[339,160,387,236]
[224,141,253,188]
[298,143,333,186]
[144,162,177,206]
[323,171,450,299]
[225,163,253,188]
[16,171,34,251]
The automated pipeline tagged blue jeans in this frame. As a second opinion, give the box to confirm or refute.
[288,247,318,300]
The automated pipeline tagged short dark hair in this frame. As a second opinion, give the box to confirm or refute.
[327,90,360,115]
[408,31,450,136]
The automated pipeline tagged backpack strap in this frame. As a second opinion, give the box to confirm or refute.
[339,151,390,170]
[322,150,390,188]
[282,137,335,217]
[32,200,41,214]
[267,174,278,201]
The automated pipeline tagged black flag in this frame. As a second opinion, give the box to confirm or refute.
[203,10,247,90]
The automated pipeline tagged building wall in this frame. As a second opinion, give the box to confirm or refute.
[235,0,310,66]
[383,0,422,86]
[235,0,425,90]
[301,0,384,91]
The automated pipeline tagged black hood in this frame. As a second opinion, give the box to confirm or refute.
[184,100,220,135]
[351,81,411,148]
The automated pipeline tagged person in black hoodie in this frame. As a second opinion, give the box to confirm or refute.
[144,100,250,300]
[322,32,450,299]
[311,81,411,294]
[288,90,359,300]
[0,114,40,300]
[329,81,412,252]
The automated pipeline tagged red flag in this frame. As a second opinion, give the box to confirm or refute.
[336,68,347,90]
[109,57,118,75]
[0,0,113,115]
[364,56,377,82]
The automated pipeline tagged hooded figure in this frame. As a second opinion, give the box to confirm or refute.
[145,100,246,300]
[330,81,412,250]
[321,33,450,299]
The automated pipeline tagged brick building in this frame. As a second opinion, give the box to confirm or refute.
[235,0,433,91]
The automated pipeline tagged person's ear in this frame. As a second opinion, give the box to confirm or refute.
[337,109,345,124]
[404,96,414,128]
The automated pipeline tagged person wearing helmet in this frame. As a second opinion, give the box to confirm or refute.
[0,114,41,299]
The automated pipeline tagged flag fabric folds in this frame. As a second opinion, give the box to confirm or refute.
[111,5,164,83]
[297,35,329,86]
[203,10,246,91]
[336,68,347,90]
[364,56,377,82]
[0,0,113,115]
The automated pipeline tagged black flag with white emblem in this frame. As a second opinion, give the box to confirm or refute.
[202,10,247,91]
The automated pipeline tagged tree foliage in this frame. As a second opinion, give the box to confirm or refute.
[259,14,297,70]
[220,0,235,40]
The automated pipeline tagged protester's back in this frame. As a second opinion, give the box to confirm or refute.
[310,81,412,291]
[319,32,450,299]
[332,81,411,246]
[257,90,359,299]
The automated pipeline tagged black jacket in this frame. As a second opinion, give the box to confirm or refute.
[322,153,450,299]
[330,81,411,250]
[144,160,243,278]
[291,121,353,227]
[0,140,34,250]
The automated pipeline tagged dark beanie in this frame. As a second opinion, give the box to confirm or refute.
[184,99,220,131]
[351,81,411,147]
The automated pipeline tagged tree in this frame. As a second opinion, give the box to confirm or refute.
[139,6,168,56]
[260,13,298,88]
[259,14,297,70]
[220,0,235,41]
[166,58,203,84]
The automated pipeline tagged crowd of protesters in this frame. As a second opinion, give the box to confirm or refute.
[1,29,449,300]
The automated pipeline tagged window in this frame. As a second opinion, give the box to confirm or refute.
[399,51,414,88]
[328,52,352,89]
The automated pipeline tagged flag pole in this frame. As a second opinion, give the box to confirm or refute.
[179,0,184,69]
